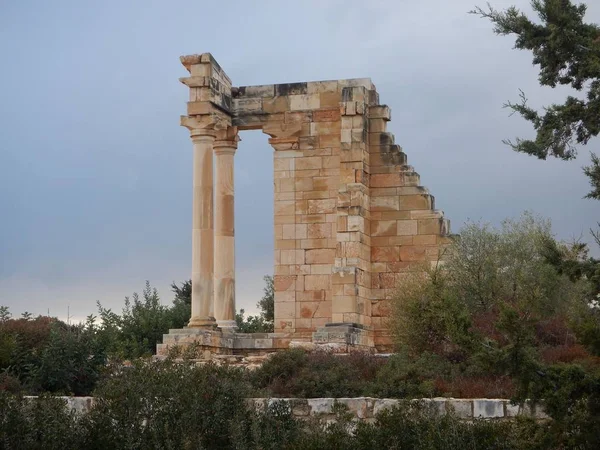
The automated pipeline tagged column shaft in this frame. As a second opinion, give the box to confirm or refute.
[189,132,217,328]
[213,137,237,329]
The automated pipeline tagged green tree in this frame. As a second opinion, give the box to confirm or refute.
[97,281,172,358]
[471,0,600,199]
[169,280,191,328]
[236,275,274,333]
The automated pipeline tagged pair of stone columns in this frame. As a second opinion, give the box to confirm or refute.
[188,126,238,330]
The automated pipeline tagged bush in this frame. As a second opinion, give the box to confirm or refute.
[81,359,253,449]
[251,349,385,398]
[0,314,107,395]
[391,213,595,383]
[0,393,81,450]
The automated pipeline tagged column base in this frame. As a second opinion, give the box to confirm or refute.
[188,316,218,329]
[217,319,238,331]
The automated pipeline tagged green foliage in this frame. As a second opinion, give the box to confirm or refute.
[392,213,597,389]
[0,392,81,449]
[96,281,171,358]
[252,349,452,399]
[169,279,191,329]
[0,386,555,450]
[472,0,600,199]
[390,213,600,446]
[252,349,387,398]
[0,313,106,395]
[258,274,275,323]
[81,360,253,449]
[522,364,600,448]
[236,275,275,333]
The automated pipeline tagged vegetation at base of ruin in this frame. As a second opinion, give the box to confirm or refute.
[0,360,566,450]
[0,276,275,395]
[471,0,600,200]
[236,275,275,333]
[390,212,600,447]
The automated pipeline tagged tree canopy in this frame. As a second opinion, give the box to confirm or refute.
[472,0,600,199]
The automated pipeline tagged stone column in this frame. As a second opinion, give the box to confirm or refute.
[213,127,239,329]
[189,129,217,328]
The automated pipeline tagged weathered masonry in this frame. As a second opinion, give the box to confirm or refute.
[158,53,451,355]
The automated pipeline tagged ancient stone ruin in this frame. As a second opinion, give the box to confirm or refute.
[158,53,451,356]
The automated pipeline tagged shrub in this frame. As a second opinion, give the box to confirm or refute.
[251,349,385,398]
[0,392,81,450]
[391,213,595,382]
[81,359,253,449]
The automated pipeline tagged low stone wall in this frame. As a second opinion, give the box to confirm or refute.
[250,397,547,421]
[27,396,547,421]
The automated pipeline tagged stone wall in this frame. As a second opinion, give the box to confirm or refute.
[29,396,546,422]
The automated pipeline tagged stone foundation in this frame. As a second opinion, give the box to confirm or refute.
[157,323,374,359]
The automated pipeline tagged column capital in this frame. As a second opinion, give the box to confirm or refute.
[180,113,231,138]
[214,126,240,154]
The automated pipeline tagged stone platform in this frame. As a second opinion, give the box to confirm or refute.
[157,323,374,359]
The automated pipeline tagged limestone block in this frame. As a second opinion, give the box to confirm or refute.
[275,82,308,96]
[262,96,290,113]
[320,91,340,108]
[274,215,295,225]
[289,340,317,351]
[473,399,504,419]
[347,216,365,233]
[275,302,296,319]
[397,220,418,236]
[308,80,339,94]
[398,194,432,211]
[418,218,443,235]
[300,238,329,249]
[273,150,303,159]
[308,199,336,214]
[304,274,331,290]
[320,134,340,147]
[372,220,396,237]
[290,94,320,111]
[371,246,400,262]
[274,157,292,171]
[413,235,437,245]
[448,399,473,418]
[274,201,295,216]
[307,223,332,239]
[399,246,427,262]
[370,173,402,188]
[295,156,322,171]
[422,398,448,415]
[254,338,274,349]
[337,398,373,419]
[371,196,400,211]
[233,98,263,114]
[313,176,338,191]
[373,398,400,416]
[368,105,391,121]
[297,301,331,319]
[237,84,275,97]
[274,275,296,291]
[308,398,334,415]
[369,118,387,133]
[313,108,341,122]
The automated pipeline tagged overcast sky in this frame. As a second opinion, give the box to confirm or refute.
[1,0,598,322]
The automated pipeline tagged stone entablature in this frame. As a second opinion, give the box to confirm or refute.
[176,53,451,351]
